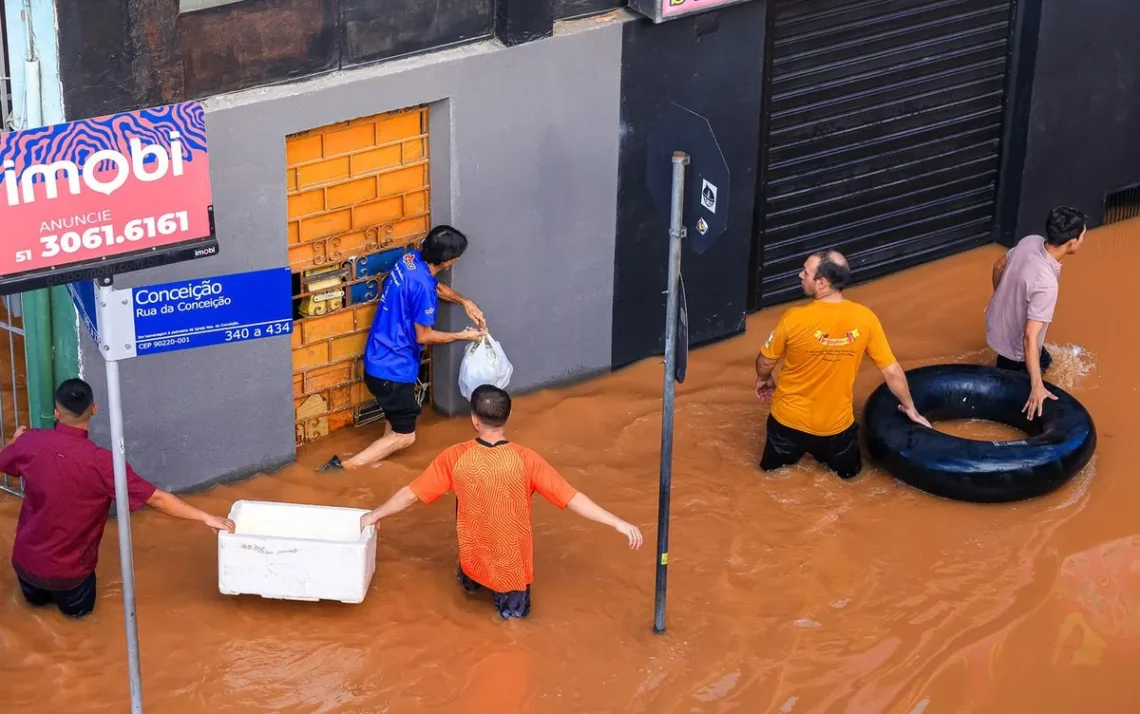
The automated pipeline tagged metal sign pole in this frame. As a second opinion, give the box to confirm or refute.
[97,278,145,714]
[654,151,688,634]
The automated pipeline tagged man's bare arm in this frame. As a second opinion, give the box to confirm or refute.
[436,281,468,306]
[146,490,234,532]
[436,282,486,328]
[880,362,931,427]
[360,485,419,529]
[992,253,1009,291]
[565,493,643,549]
[1020,320,1058,420]
[755,354,779,381]
[754,354,780,400]
[414,323,484,345]
[1023,320,1046,388]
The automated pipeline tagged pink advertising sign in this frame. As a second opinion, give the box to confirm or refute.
[660,0,744,19]
[0,101,216,294]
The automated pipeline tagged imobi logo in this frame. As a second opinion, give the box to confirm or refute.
[2,132,186,207]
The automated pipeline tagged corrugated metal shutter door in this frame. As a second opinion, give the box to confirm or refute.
[756,0,1016,306]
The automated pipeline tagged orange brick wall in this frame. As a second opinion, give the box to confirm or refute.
[286,106,432,446]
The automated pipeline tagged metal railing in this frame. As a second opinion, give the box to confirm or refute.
[0,295,27,497]
[0,21,24,497]
[1105,183,1140,225]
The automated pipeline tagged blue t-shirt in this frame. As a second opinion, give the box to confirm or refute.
[364,251,438,383]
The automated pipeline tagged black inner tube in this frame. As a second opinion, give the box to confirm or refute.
[864,364,1096,503]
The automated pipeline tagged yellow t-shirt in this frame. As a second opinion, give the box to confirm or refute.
[760,299,897,436]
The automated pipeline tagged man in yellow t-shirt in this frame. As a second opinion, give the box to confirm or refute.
[754,250,930,479]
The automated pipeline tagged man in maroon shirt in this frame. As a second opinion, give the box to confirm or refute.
[0,379,234,618]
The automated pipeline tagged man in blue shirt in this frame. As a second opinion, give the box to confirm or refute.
[320,225,486,472]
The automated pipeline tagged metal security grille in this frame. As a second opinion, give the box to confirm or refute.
[755,0,1016,306]
[2,10,32,497]
[0,295,29,497]
[1104,183,1140,225]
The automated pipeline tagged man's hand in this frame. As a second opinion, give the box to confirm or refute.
[360,511,380,530]
[9,425,27,444]
[897,404,932,428]
[614,520,643,549]
[458,326,486,342]
[462,300,486,330]
[755,374,776,401]
[205,515,236,534]
[1023,382,1057,421]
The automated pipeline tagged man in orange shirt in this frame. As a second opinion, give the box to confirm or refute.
[360,385,643,619]
[754,250,930,479]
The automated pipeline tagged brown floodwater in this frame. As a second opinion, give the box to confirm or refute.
[934,419,1028,442]
[1,219,1137,714]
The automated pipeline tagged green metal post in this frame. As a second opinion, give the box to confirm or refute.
[22,289,55,428]
[49,286,79,385]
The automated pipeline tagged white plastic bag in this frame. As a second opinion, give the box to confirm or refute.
[458,334,514,400]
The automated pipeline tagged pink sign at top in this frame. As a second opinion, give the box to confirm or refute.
[0,101,213,281]
[661,0,741,18]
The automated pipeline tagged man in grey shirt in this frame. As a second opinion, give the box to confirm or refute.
[985,206,1088,420]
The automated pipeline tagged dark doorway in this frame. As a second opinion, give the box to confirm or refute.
[751,0,1019,308]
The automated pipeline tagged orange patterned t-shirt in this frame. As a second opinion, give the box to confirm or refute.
[409,439,578,593]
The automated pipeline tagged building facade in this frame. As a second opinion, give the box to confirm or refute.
[2,0,1139,491]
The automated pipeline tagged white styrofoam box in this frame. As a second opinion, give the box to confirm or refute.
[218,500,376,604]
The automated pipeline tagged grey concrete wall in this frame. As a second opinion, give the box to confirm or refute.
[78,106,300,492]
[79,16,625,490]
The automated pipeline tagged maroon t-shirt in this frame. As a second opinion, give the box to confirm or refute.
[0,424,156,589]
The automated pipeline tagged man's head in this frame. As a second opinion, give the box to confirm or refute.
[420,225,469,270]
[1044,206,1088,255]
[470,384,511,432]
[800,249,851,298]
[55,378,96,426]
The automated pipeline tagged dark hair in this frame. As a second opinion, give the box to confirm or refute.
[471,384,511,427]
[810,250,851,290]
[420,225,469,266]
[1044,207,1088,246]
[55,378,94,418]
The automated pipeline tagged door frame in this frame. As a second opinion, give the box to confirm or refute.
[746,0,778,313]
[993,0,1044,248]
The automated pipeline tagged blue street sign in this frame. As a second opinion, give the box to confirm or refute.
[70,267,293,360]
[132,268,292,356]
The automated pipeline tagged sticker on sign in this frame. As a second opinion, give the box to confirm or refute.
[0,102,217,295]
[701,179,718,213]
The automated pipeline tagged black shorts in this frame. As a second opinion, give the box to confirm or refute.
[996,346,1052,375]
[18,572,97,619]
[760,414,862,479]
[363,374,421,434]
[457,566,531,620]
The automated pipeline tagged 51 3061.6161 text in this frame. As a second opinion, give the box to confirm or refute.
[15,211,192,263]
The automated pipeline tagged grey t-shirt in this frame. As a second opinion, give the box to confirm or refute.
[985,235,1061,361]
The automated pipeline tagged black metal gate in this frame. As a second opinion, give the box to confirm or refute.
[754,0,1018,307]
